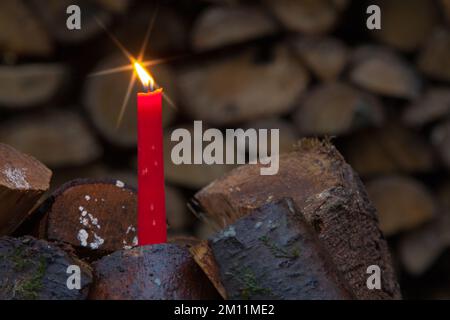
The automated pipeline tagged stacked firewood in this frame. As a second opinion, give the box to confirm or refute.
[0,0,449,298]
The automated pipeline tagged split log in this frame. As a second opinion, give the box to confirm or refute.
[0,111,102,168]
[84,54,176,147]
[0,64,66,108]
[431,121,450,170]
[30,0,111,44]
[164,124,234,189]
[293,82,384,136]
[193,139,401,299]
[366,175,436,236]
[89,243,220,299]
[418,28,450,83]
[0,0,53,56]
[177,44,309,125]
[349,46,421,99]
[0,144,52,236]
[266,0,339,35]
[194,199,354,300]
[0,236,92,300]
[402,88,450,127]
[245,118,299,154]
[398,211,450,275]
[342,125,434,177]
[37,179,137,254]
[192,6,277,51]
[291,36,348,82]
[370,0,437,51]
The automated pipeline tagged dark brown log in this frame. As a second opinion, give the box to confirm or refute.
[0,0,53,56]
[291,36,348,82]
[342,125,435,177]
[266,0,339,35]
[350,46,421,99]
[402,88,450,127]
[418,28,450,82]
[37,179,137,254]
[293,82,384,135]
[193,138,401,299]
[89,243,220,299]
[30,0,111,44]
[177,45,309,125]
[371,0,437,51]
[0,64,66,108]
[84,54,176,147]
[192,6,277,51]
[0,143,52,236]
[0,236,92,300]
[366,175,436,236]
[198,199,354,300]
[0,111,102,167]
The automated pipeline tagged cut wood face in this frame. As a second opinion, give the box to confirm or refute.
[194,139,401,300]
[0,236,92,300]
[0,143,52,236]
[192,6,277,51]
[43,180,137,254]
[177,45,309,126]
[89,243,220,299]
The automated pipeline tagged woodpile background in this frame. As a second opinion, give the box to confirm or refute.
[1,0,450,299]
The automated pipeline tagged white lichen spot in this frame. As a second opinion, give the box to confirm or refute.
[89,233,104,249]
[81,210,87,217]
[254,222,263,229]
[77,229,88,247]
[154,278,161,286]
[116,180,125,188]
[213,226,236,242]
[78,206,84,212]
[132,236,138,246]
[2,165,30,189]
[85,195,91,201]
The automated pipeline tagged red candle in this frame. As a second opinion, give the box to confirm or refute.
[135,62,166,245]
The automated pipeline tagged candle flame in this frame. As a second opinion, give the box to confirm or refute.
[134,62,154,91]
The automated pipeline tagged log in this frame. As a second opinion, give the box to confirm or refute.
[84,54,176,147]
[291,36,348,82]
[195,199,354,300]
[192,6,277,51]
[0,236,92,300]
[30,0,111,44]
[0,144,52,236]
[418,28,450,83]
[349,46,421,99]
[177,44,309,125]
[193,138,401,299]
[89,243,220,299]
[431,120,450,170]
[0,64,66,108]
[402,88,450,127]
[293,82,384,136]
[366,175,436,236]
[266,0,339,35]
[398,211,450,275]
[370,0,437,51]
[0,0,53,56]
[342,125,434,177]
[0,111,102,168]
[37,179,137,254]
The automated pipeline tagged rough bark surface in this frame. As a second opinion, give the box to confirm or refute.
[207,199,354,299]
[194,139,401,299]
[0,236,92,300]
[89,243,220,300]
